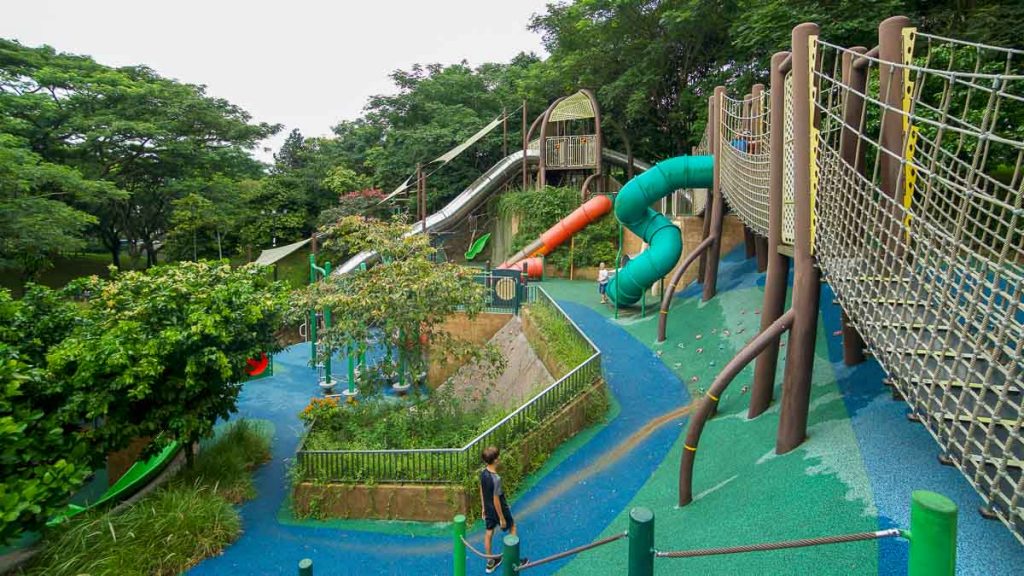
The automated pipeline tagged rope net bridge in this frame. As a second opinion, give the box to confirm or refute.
[705,18,1023,544]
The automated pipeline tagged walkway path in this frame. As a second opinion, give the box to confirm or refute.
[189,300,690,575]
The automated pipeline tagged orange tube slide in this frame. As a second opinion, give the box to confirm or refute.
[501,195,612,277]
[537,194,613,255]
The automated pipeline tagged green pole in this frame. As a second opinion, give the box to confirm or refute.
[907,490,957,576]
[309,254,317,364]
[298,558,313,576]
[323,261,332,383]
[501,535,520,576]
[628,507,654,576]
[452,515,467,576]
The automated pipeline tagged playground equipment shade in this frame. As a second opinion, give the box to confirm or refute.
[608,155,714,306]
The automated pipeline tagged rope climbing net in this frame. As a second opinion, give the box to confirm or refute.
[719,90,772,236]
[811,30,1024,541]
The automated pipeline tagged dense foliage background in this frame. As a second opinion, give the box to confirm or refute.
[4,1,1020,287]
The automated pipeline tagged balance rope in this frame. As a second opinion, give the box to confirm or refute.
[461,536,503,560]
[515,531,628,572]
[655,528,903,559]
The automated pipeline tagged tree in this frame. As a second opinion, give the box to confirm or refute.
[291,217,500,385]
[0,286,94,544]
[0,134,121,281]
[47,262,289,464]
[0,345,94,544]
[0,39,278,268]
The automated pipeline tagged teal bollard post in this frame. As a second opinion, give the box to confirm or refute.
[298,558,313,576]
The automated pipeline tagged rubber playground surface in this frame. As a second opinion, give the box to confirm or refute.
[188,246,1023,575]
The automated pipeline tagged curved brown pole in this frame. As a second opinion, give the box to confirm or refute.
[656,236,715,343]
[679,308,795,506]
[580,173,601,201]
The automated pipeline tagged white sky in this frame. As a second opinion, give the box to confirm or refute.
[1,0,551,161]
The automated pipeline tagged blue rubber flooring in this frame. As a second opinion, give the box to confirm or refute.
[188,304,689,575]
[818,284,1024,575]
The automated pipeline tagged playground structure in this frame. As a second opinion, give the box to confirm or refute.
[662,16,1023,545]
[251,16,1022,569]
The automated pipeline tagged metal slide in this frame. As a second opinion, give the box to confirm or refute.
[335,148,649,275]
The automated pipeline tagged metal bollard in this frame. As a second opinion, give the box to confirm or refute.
[502,534,520,576]
[628,507,654,576]
[453,515,467,576]
[907,490,957,576]
[298,558,313,576]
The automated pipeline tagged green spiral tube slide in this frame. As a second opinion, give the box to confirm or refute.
[608,155,714,306]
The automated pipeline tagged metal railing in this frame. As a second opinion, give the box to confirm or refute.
[295,286,601,484]
[545,134,598,168]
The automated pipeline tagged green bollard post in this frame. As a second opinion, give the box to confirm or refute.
[907,490,957,576]
[501,535,520,576]
[323,262,332,383]
[298,558,313,576]
[452,515,466,576]
[628,507,654,576]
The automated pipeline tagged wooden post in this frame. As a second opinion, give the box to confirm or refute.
[878,16,911,265]
[698,100,714,282]
[750,51,792,419]
[776,22,821,454]
[702,86,726,301]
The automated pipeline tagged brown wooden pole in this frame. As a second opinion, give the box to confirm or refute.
[680,308,796,505]
[838,46,870,366]
[755,235,768,272]
[744,227,756,259]
[698,99,714,282]
[776,22,821,454]
[749,51,792,419]
[701,87,726,301]
[879,16,911,266]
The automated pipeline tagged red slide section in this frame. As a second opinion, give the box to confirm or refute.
[501,195,612,278]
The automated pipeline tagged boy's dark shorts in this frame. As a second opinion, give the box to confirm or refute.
[485,507,514,531]
[598,281,607,295]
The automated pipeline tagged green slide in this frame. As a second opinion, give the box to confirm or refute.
[464,233,491,261]
[608,155,714,306]
[48,441,181,525]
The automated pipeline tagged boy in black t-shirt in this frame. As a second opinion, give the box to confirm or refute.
[479,446,526,573]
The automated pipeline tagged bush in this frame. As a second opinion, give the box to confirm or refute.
[525,298,593,373]
[301,387,503,451]
[22,419,272,576]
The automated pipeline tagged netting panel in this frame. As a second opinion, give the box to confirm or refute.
[719,91,772,236]
[812,34,1024,543]
[782,72,797,245]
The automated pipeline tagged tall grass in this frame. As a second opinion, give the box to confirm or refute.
[21,419,272,576]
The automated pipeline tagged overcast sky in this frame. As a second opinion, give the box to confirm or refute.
[1,0,551,161]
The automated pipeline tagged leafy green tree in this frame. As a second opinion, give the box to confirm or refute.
[0,39,278,268]
[0,134,120,281]
[47,262,289,464]
[0,345,93,544]
[292,217,501,383]
[0,286,94,544]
